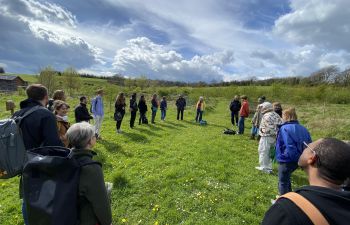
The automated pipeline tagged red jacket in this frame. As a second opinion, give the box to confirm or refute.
[240,100,249,117]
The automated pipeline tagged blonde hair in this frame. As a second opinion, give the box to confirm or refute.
[282,108,298,121]
[53,100,70,114]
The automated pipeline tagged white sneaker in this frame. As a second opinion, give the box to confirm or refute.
[263,168,273,174]
[255,166,263,171]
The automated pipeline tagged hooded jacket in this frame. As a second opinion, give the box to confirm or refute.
[13,98,63,149]
[262,186,350,225]
[276,121,312,163]
[71,149,112,225]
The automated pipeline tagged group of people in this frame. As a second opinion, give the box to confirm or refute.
[89,91,204,137]
[13,84,112,225]
[8,83,350,225]
[229,95,350,224]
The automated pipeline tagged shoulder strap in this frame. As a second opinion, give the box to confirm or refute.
[279,192,329,225]
[15,105,44,126]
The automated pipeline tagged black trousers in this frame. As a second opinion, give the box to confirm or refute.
[177,109,184,120]
[231,111,239,126]
[139,112,146,124]
[116,116,124,130]
[130,111,137,128]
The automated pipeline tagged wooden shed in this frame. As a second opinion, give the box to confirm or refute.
[0,75,28,92]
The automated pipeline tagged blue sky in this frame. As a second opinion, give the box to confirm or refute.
[1,0,350,82]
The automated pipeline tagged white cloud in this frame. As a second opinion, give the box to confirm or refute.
[113,37,234,82]
[274,0,350,51]
[0,0,103,72]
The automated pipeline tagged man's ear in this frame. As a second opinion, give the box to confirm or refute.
[307,154,317,166]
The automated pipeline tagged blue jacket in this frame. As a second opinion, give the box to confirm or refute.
[92,95,104,116]
[276,121,312,163]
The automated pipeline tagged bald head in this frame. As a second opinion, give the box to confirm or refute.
[305,138,350,184]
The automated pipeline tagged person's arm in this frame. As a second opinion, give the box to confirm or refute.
[91,98,96,115]
[80,165,112,225]
[41,113,64,147]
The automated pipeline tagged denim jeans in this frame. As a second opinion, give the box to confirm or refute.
[251,126,258,135]
[22,199,28,225]
[195,109,203,122]
[151,110,157,123]
[238,116,245,134]
[278,162,298,195]
[161,110,166,120]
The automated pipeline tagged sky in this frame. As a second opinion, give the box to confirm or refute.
[1,0,350,82]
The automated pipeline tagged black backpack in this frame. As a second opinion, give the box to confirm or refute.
[0,105,42,179]
[22,146,100,225]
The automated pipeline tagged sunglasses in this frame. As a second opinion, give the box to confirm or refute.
[303,141,321,165]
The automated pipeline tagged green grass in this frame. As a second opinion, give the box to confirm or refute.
[1,95,349,224]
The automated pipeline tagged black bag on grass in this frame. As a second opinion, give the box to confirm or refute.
[22,146,100,225]
[223,128,236,135]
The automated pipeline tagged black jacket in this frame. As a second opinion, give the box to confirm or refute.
[114,101,126,115]
[262,186,350,225]
[230,100,241,113]
[130,98,138,112]
[74,103,93,123]
[13,98,63,150]
[138,100,147,113]
[176,97,186,110]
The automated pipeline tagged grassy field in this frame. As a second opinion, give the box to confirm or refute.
[1,88,349,224]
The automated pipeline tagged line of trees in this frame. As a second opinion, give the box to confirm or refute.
[99,65,350,88]
[36,64,350,93]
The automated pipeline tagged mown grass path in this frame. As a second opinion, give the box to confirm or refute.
[0,99,312,225]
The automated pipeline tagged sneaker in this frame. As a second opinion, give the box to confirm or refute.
[255,166,263,171]
[263,168,273,174]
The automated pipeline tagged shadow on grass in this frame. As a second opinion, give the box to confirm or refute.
[134,127,161,137]
[158,122,179,130]
[112,172,130,190]
[98,139,133,157]
[166,121,187,127]
[123,131,149,143]
[148,123,165,131]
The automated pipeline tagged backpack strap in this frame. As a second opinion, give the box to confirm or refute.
[15,105,45,126]
[279,192,329,225]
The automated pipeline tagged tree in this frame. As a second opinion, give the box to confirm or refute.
[136,75,148,89]
[38,66,58,95]
[62,67,81,96]
[309,65,339,84]
[0,67,5,74]
[335,68,350,86]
